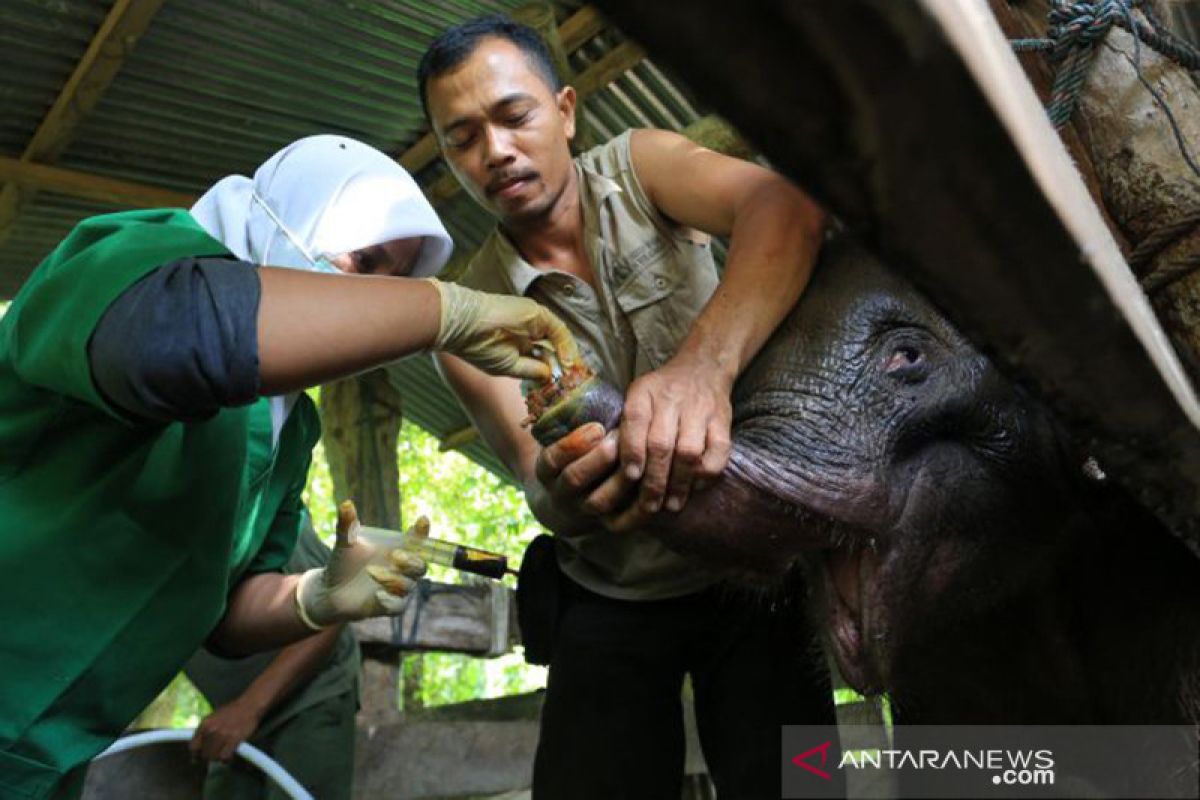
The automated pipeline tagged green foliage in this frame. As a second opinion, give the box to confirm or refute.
[170,674,212,729]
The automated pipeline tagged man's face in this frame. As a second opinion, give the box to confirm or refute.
[425,37,576,224]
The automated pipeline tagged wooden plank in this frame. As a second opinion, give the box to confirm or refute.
[319,369,405,530]
[439,425,480,452]
[590,0,1200,548]
[0,0,167,236]
[0,157,196,209]
[572,40,644,98]
[355,720,539,798]
[353,691,709,797]
[353,580,518,656]
[558,4,606,52]
[397,4,605,176]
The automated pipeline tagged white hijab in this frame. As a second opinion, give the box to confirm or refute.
[189,134,454,444]
[190,134,452,277]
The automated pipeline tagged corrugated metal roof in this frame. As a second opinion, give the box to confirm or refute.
[0,0,719,479]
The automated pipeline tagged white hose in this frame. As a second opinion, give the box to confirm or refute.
[94,728,314,800]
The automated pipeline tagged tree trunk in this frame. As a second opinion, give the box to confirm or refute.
[319,370,411,721]
[401,654,425,712]
[318,369,404,530]
[991,0,1200,378]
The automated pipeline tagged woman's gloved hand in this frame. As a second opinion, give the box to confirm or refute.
[294,500,427,630]
[425,278,581,381]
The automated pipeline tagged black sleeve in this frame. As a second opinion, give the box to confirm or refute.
[88,256,262,422]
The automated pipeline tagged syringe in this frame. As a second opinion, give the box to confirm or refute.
[358,520,513,580]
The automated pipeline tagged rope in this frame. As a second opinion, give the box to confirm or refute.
[1142,252,1200,294]
[1011,1,1200,135]
[1128,210,1200,273]
[1011,0,1200,289]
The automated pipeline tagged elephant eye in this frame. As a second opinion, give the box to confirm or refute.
[884,345,923,373]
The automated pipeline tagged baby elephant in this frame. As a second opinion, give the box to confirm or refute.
[569,236,1200,729]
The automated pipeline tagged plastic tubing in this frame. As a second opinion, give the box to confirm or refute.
[94,728,314,800]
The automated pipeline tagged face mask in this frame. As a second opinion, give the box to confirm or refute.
[310,255,343,274]
[251,190,344,274]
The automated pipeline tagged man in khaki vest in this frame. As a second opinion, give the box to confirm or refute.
[420,15,837,799]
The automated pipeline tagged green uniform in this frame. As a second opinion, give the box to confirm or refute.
[185,525,360,800]
[0,209,320,799]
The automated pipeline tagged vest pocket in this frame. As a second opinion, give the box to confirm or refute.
[614,259,682,314]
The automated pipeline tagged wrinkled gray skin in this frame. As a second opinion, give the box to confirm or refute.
[640,237,1200,725]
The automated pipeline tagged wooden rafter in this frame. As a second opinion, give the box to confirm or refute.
[0,0,167,237]
[438,425,480,452]
[0,157,196,210]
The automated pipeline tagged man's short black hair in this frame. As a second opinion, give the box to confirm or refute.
[418,14,562,121]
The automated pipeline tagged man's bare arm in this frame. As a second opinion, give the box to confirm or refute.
[617,128,827,519]
[190,626,340,762]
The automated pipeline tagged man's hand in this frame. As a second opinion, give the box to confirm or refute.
[531,423,644,529]
[295,501,427,629]
[426,279,580,381]
[618,354,734,515]
[189,700,262,763]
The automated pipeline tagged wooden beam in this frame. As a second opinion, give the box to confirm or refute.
[397,131,441,174]
[397,4,608,177]
[353,580,518,656]
[0,157,196,209]
[571,40,644,98]
[439,425,480,452]
[557,4,606,52]
[319,369,405,531]
[0,0,167,236]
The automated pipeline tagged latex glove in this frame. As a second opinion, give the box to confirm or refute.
[425,278,581,381]
[295,501,428,630]
[189,700,261,763]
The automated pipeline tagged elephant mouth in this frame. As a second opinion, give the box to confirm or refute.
[822,545,888,695]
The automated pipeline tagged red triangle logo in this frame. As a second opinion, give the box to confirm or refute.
[791,740,832,780]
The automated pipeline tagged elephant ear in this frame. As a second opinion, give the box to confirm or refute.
[595,0,1200,558]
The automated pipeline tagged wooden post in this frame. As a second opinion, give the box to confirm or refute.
[991,0,1200,385]
[319,369,408,722]
[0,157,196,210]
[319,370,404,531]
[358,653,403,729]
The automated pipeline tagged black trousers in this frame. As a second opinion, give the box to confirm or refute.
[531,572,840,800]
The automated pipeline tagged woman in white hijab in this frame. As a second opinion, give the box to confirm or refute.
[0,135,575,797]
